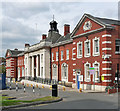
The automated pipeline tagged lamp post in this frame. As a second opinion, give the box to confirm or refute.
[82,61,84,90]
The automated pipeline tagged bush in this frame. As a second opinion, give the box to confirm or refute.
[105,86,115,92]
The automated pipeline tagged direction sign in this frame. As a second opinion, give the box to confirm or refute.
[79,75,83,82]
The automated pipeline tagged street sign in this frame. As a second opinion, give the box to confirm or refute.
[79,75,83,82]
[89,67,95,75]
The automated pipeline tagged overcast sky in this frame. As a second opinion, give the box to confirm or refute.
[1,1,119,57]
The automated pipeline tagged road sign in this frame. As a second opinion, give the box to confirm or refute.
[79,75,83,82]
[89,67,95,75]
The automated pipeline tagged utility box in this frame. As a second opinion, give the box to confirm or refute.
[0,74,6,90]
[52,84,58,97]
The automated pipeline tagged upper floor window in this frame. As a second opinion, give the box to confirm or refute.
[61,51,63,61]
[84,39,90,57]
[56,52,58,61]
[41,54,43,63]
[66,50,69,60]
[93,37,100,56]
[77,41,82,58]
[52,53,54,62]
[115,39,120,54]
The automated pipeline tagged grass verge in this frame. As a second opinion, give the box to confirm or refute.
[1,96,60,106]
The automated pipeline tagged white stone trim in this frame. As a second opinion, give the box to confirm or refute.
[102,68,112,70]
[102,74,112,76]
[102,61,112,64]
[72,48,76,50]
[73,78,76,80]
[73,53,76,55]
[102,41,112,44]
[73,63,76,66]
[102,48,111,50]
[73,42,76,44]
[102,34,112,37]
[73,69,75,71]
[102,80,112,82]
[72,58,76,60]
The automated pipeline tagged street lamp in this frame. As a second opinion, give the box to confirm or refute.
[82,61,84,90]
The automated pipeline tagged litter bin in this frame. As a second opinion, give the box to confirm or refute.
[52,84,58,97]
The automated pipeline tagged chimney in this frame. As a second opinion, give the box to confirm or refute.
[14,48,18,50]
[42,34,47,40]
[25,43,30,47]
[64,24,70,36]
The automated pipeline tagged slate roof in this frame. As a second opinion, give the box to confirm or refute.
[55,33,71,43]
[6,49,24,58]
[95,17,120,25]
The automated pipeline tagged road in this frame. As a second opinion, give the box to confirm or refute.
[3,82,119,110]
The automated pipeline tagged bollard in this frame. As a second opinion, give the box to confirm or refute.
[33,85,35,93]
[9,83,11,90]
[16,82,18,91]
[24,85,26,93]
[63,86,65,91]
[79,88,82,93]
[42,85,45,88]
[50,86,52,90]
[39,87,41,96]
[31,84,33,87]
[36,84,38,88]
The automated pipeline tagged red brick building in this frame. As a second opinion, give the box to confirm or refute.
[5,13,120,91]
[51,14,120,90]
[5,49,24,82]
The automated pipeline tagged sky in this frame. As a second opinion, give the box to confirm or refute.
[0,1,119,57]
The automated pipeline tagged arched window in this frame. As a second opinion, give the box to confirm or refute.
[93,61,100,82]
[84,62,91,82]
[61,63,68,82]
[52,64,58,80]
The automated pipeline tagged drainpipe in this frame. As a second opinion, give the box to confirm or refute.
[58,46,60,83]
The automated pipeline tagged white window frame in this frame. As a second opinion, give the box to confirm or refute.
[93,61,100,82]
[115,39,120,54]
[61,51,63,61]
[56,52,58,61]
[66,49,69,60]
[93,37,100,56]
[77,41,83,58]
[52,53,54,62]
[84,39,91,57]
[52,64,58,80]
[61,63,68,82]
[22,67,24,77]
[84,62,91,82]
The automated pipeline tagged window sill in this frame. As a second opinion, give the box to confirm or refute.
[84,54,90,58]
[66,59,69,60]
[77,55,82,58]
[115,52,120,54]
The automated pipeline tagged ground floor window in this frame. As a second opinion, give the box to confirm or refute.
[52,64,58,80]
[22,67,24,77]
[93,61,100,82]
[84,62,91,82]
[61,63,68,82]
